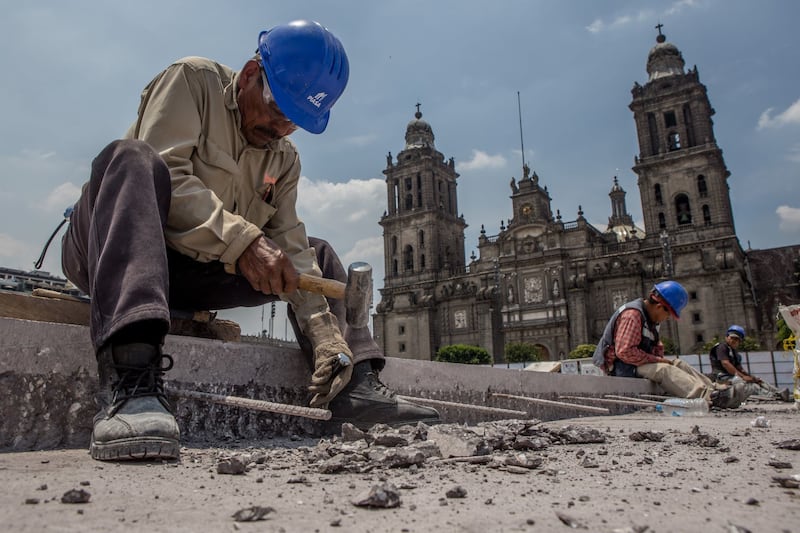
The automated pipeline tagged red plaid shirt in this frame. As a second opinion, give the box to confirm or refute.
[604,308,663,369]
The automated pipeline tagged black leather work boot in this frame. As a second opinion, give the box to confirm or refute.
[91,343,180,461]
[327,361,441,430]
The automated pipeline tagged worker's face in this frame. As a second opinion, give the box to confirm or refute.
[726,335,741,347]
[238,61,297,147]
[650,300,673,324]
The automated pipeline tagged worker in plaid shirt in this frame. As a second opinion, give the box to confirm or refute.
[593,281,745,409]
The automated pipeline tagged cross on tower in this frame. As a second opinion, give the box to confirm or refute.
[655,23,664,36]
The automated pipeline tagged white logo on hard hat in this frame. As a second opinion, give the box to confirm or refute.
[307,92,328,108]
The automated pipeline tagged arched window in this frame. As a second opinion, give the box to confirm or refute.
[405,193,413,210]
[391,236,398,255]
[702,204,711,226]
[403,245,414,272]
[697,175,708,198]
[654,184,663,206]
[418,230,425,247]
[658,212,666,229]
[420,254,426,269]
[675,194,692,225]
[392,259,398,275]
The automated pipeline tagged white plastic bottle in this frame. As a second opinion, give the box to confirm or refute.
[655,397,709,417]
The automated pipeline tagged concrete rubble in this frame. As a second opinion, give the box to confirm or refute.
[0,316,798,531]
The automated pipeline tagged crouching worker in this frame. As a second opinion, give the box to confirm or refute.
[592,281,745,409]
[710,326,791,401]
[60,20,439,462]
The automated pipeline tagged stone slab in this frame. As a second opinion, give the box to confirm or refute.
[1,317,659,451]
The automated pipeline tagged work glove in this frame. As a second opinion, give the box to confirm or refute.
[305,312,354,408]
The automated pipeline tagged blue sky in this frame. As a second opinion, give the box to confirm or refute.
[1,0,798,337]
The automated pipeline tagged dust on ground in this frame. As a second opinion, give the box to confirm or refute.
[1,402,797,533]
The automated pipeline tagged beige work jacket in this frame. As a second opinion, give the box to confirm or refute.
[124,56,328,329]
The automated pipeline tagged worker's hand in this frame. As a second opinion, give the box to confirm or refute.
[237,236,299,295]
[304,312,354,408]
[657,357,673,365]
[309,341,353,408]
[742,374,758,383]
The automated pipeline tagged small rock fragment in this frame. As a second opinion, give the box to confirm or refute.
[231,506,274,522]
[61,489,91,504]
[341,423,367,442]
[351,482,401,508]
[445,485,467,499]
[629,431,664,442]
[427,425,490,458]
[768,460,792,469]
[217,456,247,475]
[580,456,599,468]
[775,439,800,450]
[555,511,586,529]
[550,426,605,445]
[772,476,800,489]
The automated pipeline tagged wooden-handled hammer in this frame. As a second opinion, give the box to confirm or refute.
[296,261,372,329]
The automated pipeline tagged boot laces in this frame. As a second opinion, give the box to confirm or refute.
[365,370,396,399]
[110,353,174,411]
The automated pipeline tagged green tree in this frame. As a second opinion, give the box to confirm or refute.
[740,336,761,352]
[702,335,761,354]
[568,344,596,359]
[504,342,541,363]
[435,344,491,365]
[776,316,792,343]
[661,337,679,356]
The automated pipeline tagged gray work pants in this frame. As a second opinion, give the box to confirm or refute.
[61,139,383,368]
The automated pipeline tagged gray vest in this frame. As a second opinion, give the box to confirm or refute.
[592,298,659,372]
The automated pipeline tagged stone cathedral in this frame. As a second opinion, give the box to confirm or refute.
[373,30,799,362]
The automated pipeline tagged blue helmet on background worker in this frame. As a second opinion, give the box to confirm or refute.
[727,324,745,339]
[652,280,688,319]
[258,20,349,134]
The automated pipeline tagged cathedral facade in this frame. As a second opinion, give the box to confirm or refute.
[373,31,796,362]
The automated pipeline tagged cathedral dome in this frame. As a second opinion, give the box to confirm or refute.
[646,31,685,81]
[405,106,435,149]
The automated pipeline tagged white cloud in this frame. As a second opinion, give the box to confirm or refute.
[342,133,378,147]
[42,182,82,213]
[296,176,385,272]
[0,233,35,269]
[777,205,800,232]
[298,176,384,220]
[586,19,605,34]
[343,236,384,266]
[585,0,697,34]
[664,0,699,16]
[457,150,507,172]
[757,98,800,129]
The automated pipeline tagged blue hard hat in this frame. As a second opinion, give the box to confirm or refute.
[727,325,745,339]
[258,20,349,134]
[652,280,688,319]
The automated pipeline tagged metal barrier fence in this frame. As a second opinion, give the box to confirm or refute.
[494,351,795,390]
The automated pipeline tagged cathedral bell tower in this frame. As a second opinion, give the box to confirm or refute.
[628,26,756,352]
[629,26,736,244]
[374,105,468,360]
[379,105,466,288]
